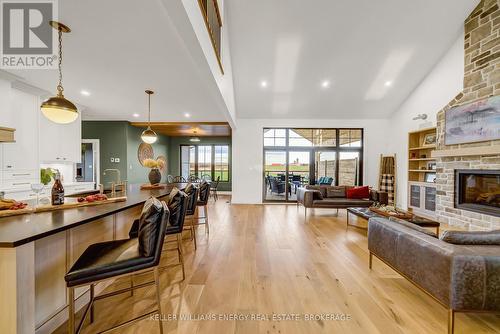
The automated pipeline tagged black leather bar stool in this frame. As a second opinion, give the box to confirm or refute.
[64,197,169,334]
[129,188,188,280]
[193,181,211,234]
[182,183,200,249]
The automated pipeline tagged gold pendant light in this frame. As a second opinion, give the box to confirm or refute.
[40,21,78,124]
[141,90,158,144]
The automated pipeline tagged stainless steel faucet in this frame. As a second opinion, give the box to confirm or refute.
[103,169,126,196]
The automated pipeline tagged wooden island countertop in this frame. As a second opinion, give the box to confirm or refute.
[0,183,183,247]
[0,183,190,334]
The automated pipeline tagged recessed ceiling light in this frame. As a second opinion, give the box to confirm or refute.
[80,90,90,96]
[385,81,393,87]
[132,113,140,118]
[260,80,268,88]
[184,113,191,118]
[321,80,330,88]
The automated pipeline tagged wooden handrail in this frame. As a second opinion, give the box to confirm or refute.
[198,0,224,74]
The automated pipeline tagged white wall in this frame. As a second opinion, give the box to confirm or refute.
[388,30,464,208]
[176,0,237,126]
[232,118,391,204]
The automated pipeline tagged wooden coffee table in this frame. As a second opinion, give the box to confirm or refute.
[346,207,440,235]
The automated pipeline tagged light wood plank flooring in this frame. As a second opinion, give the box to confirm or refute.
[59,197,500,334]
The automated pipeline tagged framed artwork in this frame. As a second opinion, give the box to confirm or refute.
[424,172,436,183]
[445,95,500,145]
[427,162,436,170]
[422,133,436,147]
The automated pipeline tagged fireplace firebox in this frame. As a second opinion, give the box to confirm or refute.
[454,169,500,217]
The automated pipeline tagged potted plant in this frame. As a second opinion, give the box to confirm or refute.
[143,158,165,184]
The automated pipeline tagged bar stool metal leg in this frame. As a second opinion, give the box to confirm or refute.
[177,233,185,280]
[192,223,197,250]
[90,284,95,323]
[205,205,209,234]
[154,268,164,334]
[68,287,75,334]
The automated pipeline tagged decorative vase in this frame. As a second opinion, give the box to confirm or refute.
[148,168,161,185]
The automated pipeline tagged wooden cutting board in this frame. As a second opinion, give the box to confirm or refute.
[35,196,127,213]
[0,208,34,218]
[140,183,166,190]
[369,207,413,220]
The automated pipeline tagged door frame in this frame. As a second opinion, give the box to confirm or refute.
[80,139,100,186]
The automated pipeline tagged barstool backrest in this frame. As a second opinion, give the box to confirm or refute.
[138,197,169,261]
[184,183,199,215]
[167,188,189,229]
[198,181,210,205]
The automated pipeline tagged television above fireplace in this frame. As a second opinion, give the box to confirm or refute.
[454,169,500,217]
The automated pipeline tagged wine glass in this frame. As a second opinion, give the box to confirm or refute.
[31,183,44,207]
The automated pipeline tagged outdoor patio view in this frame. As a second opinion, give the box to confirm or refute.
[263,128,363,201]
[181,144,229,181]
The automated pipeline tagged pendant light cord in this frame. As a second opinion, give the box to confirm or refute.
[148,93,151,125]
[57,29,64,96]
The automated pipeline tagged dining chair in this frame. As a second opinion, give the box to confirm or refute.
[172,176,186,183]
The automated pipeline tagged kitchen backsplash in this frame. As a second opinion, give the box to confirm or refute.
[40,162,75,184]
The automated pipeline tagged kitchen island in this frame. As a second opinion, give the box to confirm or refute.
[0,183,181,334]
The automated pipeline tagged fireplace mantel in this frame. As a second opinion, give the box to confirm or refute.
[432,145,500,158]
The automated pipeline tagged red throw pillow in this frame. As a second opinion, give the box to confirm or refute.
[346,186,370,199]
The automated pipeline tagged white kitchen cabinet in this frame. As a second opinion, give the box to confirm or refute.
[39,110,82,163]
[2,89,39,171]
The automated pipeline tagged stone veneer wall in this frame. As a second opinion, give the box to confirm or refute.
[435,0,500,230]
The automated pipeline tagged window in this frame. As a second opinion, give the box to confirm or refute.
[197,146,212,178]
[339,129,362,147]
[289,129,313,146]
[180,144,230,182]
[180,146,196,179]
[264,128,286,146]
[214,145,229,181]
[263,128,363,198]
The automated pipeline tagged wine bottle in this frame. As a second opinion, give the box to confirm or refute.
[51,173,65,205]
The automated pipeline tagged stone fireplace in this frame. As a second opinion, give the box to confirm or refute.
[434,0,500,230]
[454,169,500,217]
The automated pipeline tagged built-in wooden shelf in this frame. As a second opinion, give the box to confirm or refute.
[408,158,436,161]
[409,145,436,150]
[432,145,500,158]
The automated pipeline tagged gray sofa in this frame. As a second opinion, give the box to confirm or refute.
[296,185,388,216]
[368,217,500,334]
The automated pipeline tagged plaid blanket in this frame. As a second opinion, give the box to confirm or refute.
[380,174,394,205]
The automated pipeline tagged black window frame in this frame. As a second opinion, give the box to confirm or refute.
[262,128,364,202]
[180,144,230,182]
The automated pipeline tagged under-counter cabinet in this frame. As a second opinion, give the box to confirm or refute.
[408,181,436,219]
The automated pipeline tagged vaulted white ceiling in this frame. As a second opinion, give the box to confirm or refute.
[5,0,230,123]
[5,0,479,123]
[226,0,479,119]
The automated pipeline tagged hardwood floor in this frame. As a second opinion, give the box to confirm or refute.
[59,197,500,334]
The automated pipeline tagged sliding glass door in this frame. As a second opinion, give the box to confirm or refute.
[288,151,310,201]
[264,151,287,201]
[263,128,363,202]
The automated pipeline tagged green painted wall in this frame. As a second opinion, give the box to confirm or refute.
[126,125,170,184]
[168,136,232,191]
[82,121,170,187]
[82,121,128,187]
